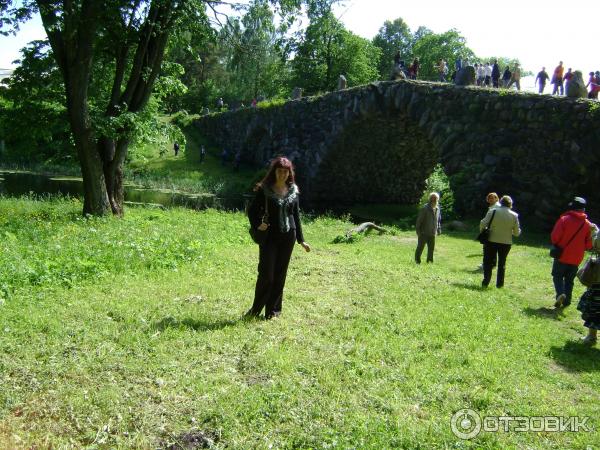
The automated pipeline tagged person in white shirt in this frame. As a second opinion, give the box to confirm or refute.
[479,195,521,288]
[484,63,492,86]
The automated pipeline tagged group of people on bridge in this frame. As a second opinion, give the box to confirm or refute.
[391,52,600,99]
[535,61,600,98]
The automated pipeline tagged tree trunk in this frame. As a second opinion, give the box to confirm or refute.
[66,75,111,216]
[100,137,128,216]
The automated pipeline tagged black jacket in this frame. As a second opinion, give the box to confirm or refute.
[247,186,305,244]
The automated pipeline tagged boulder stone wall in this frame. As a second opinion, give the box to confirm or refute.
[195,80,600,228]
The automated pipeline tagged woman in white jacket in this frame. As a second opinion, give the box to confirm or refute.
[479,195,521,288]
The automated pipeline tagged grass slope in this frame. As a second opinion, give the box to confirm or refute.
[0,197,598,449]
[126,123,259,197]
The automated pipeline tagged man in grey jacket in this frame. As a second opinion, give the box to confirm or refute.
[415,192,441,264]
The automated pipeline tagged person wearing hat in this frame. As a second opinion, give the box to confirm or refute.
[551,197,593,308]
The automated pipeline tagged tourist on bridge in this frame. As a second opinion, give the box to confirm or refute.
[551,197,593,308]
[586,71,600,99]
[437,59,448,82]
[535,67,550,94]
[563,68,574,91]
[408,58,420,80]
[502,66,511,88]
[415,192,442,264]
[552,61,564,95]
[476,63,485,86]
[484,62,492,87]
[245,157,311,320]
[479,195,521,288]
[506,64,521,91]
[491,60,500,88]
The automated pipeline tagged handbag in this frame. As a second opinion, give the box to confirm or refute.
[249,193,269,245]
[577,255,600,287]
[476,210,496,245]
[549,222,585,258]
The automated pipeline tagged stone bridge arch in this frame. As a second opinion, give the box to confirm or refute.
[195,80,600,226]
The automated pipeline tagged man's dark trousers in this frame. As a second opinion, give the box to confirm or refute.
[415,234,435,263]
[552,259,579,304]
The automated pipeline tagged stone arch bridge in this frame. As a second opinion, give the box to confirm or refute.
[195,80,600,226]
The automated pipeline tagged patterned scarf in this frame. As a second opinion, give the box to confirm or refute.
[263,184,298,232]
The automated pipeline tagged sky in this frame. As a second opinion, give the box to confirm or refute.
[1,0,598,76]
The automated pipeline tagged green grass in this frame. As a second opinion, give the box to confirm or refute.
[0,196,599,449]
[126,122,260,197]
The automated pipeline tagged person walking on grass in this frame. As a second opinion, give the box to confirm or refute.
[478,192,501,271]
[415,192,441,264]
[480,195,521,288]
[246,157,311,320]
[577,225,600,345]
[551,197,593,308]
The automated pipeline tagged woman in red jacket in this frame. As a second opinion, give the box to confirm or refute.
[551,197,593,308]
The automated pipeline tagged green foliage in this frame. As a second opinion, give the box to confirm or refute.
[412,29,475,80]
[0,40,72,164]
[421,164,456,219]
[372,18,413,79]
[291,11,380,94]
[332,231,363,244]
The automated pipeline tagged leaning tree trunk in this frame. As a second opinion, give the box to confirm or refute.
[99,137,129,216]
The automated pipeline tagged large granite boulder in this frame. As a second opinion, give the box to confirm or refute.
[455,66,475,86]
[566,70,587,98]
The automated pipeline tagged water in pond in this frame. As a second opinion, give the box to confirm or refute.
[0,171,248,210]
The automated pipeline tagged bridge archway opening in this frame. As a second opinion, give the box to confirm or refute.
[310,114,439,208]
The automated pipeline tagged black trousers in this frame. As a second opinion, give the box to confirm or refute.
[415,234,435,263]
[250,229,296,317]
[483,242,511,287]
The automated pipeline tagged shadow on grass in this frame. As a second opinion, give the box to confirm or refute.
[522,306,566,320]
[450,282,485,292]
[153,316,240,332]
[548,341,600,372]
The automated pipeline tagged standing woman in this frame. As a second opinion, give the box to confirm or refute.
[246,157,311,319]
[480,195,521,288]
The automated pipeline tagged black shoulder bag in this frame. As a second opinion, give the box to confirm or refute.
[549,222,585,259]
[249,194,269,245]
[476,209,496,245]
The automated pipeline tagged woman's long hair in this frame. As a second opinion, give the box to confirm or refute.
[255,156,296,191]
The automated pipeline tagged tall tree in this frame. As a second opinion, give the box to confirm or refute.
[411,29,475,79]
[291,10,379,94]
[372,18,412,80]
[222,0,288,101]
[0,0,302,216]
[0,40,71,162]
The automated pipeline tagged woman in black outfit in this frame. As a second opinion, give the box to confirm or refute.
[246,157,311,319]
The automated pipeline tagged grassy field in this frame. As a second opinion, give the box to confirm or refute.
[126,122,260,197]
[0,196,599,449]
